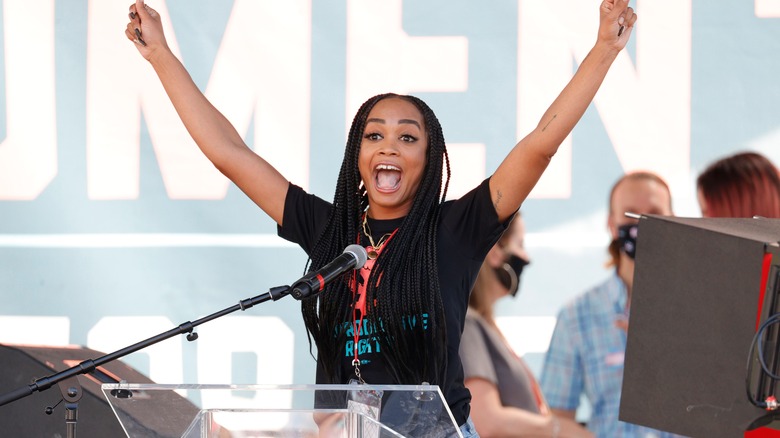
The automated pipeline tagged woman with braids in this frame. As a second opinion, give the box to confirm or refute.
[125,0,636,435]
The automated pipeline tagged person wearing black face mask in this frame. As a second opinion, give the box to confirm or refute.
[493,251,530,298]
[459,215,593,438]
[616,223,638,259]
[540,172,678,438]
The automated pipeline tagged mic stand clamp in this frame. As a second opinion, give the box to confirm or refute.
[55,376,83,438]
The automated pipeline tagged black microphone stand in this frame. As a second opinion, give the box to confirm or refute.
[0,284,291,437]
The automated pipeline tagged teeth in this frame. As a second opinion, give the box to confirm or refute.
[375,164,400,171]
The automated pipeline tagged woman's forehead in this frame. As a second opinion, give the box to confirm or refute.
[367,97,423,121]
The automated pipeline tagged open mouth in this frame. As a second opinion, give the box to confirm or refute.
[374,163,401,192]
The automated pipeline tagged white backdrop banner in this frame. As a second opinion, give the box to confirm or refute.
[0,0,778,397]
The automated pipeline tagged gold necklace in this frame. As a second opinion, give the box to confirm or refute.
[362,211,394,259]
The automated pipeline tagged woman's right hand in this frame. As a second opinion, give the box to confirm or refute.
[125,0,168,61]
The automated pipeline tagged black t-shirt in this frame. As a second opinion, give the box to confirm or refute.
[277,177,507,426]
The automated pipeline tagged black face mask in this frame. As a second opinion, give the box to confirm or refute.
[617,223,639,259]
[494,254,530,297]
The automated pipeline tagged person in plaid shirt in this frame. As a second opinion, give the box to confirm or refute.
[540,172,683,438]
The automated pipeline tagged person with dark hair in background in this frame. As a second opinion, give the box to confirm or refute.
[125,1,637,435]
[540,172,679,438]
[697,151,780,218]
[461,215,593,437]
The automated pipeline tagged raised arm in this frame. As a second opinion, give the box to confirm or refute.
[489,0,636,222]
[126,0,289,225]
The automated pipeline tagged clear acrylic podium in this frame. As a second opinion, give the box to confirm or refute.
[101,383,463,438]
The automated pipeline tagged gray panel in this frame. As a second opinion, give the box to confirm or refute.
[621,216,780,437]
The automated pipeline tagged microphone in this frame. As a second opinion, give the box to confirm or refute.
[291,244,368,300]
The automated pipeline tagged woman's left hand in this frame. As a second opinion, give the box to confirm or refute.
[598,0,637,50]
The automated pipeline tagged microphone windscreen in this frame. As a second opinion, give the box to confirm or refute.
[344,244,368,269]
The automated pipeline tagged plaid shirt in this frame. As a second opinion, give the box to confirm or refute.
[540,273,682,438]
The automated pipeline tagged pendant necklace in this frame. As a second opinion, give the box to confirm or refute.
[362,210,396,259]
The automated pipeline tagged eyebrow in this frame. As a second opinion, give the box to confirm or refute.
[366,118,421,129]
